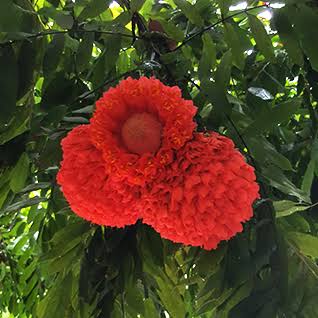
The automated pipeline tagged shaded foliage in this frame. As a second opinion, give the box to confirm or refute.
[1,0,318,317]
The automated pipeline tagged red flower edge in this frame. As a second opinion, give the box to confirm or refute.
[57,125,142,227]
[141,132,260,250]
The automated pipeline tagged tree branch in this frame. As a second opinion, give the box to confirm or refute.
[172,3,270,52]
[186,77,261,174]
[70,68,140,106]
[0,29,141,46]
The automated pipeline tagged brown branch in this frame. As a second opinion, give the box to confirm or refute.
[172,3,270,52]
[187,77,262,176]
[1,4,269,47]
[0,29,141,46]
[70,68,140,106]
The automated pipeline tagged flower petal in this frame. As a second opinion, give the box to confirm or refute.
[57,125,141,227]
[141,132,260,250]
[90,77,197,185]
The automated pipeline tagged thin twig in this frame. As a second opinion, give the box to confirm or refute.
[70,68,140,106]
[1,5,268,48]
[187,77,260,172]
[1,29,141,46]
[172,4,270,52]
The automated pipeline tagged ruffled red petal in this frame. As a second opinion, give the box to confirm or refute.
[90,77,197,185]
[141,132,260,250]
[57,78,260,250]
[56,125,141,227]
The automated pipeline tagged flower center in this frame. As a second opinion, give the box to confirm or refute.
[121,112,162,155]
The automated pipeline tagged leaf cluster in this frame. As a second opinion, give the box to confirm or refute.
[1,0,318,317]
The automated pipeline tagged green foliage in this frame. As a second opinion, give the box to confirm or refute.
[1,0,318,317]
[0,46,18,124]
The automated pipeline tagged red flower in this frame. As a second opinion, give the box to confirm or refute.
[90,77,197,185]
[57,77,259,249]
[141,132,260,250]
[57,125,141,227]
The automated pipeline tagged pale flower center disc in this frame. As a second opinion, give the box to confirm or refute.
[121,112,162,155]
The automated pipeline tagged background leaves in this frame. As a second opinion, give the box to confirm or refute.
[1,0,318,317]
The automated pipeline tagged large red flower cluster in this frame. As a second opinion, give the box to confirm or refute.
[57,77,259,250]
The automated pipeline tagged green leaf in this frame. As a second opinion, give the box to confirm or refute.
[155,19,184,42]
[12,233,29,255]
[201,79,232,117]
[274,230,289,306]
[0,106,30,145]
[173,0,204,27]
[29,211,45,234]
[247,136,293,171]
[23,273,38,297]
[291,4,318,71]
[263,165,310,203]
[200,50,233,123]
[197,266,224,300]
[196,287,234,315]
[39,7,74,29]
[138,226,164,270]
[41,221,90,261]
[0,32,32,42]
[156,275,186,318]
[9,153,30,193]
[248,14,275,61]
[224,23,245,70]
[125,286,145,315]
[144,299,158,317]
[0,182,11,210]
[273,9,303,66]
[287,232,318,259]
[103,35,122,72]
[198,33,216,80]
[41,245,83,275]
[244,98,301,137]
[65,34,79,52]
[78,0,111,20]
[62,116,89,124]
[301,159,315,195]
[20,182,52,193]
[1,196,47,214]
[0,2,23,32]
[220,280,253,317]
[215,50,232,89]
[274,200,313,218]
[0,170,11,209]
[41,72,76,110]
[36,272,73,318]
[17,39,42,100]
[131,0,146,12]
[311,136,318,162]
[55,13,73,29]
[20,259,38,283]
[76,32,94,72]
[283,214,311,234]
[72,105,94,114]
[247,87,273,100]
[43,34,65,77]
[196,244,227,277]
[216,0,232,14]
[0,45,18,124]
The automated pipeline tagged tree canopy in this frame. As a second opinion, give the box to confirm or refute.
[1,0,318,317]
